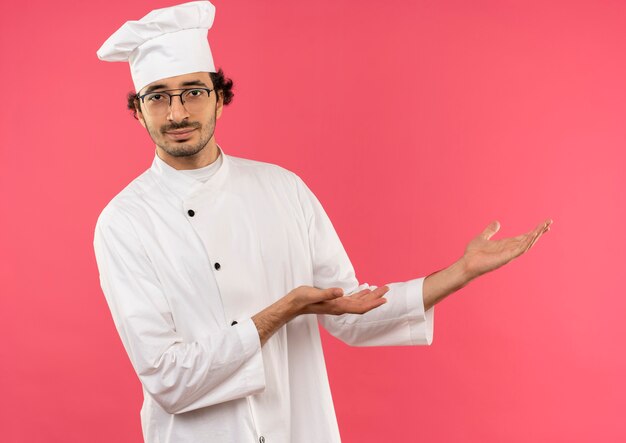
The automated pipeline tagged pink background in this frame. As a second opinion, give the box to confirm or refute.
[2,0,625,441]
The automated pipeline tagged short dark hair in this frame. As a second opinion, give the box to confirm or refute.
[126,68,234,119]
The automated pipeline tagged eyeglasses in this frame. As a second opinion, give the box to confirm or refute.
[136,87,214,116]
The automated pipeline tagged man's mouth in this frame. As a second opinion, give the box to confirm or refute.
[164,128,196,140]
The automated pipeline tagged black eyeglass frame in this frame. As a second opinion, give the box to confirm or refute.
[136,87,215,107]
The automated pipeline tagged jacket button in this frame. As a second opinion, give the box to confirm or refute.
[214,262,221,270]
[259,437,265,443]
[187,209,195,217]
[231,320,238,326]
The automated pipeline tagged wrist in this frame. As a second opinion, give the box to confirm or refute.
[442,257,474,292]
[280,291,302,321]
[252,295,299,346]
[457,256,479,284]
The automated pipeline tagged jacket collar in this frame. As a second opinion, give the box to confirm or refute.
[150,144,231,201]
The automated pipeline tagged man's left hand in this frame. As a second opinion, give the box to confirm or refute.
[461,219,553,280]
[423,218,553,311]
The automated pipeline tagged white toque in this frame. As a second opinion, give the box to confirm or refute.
[97,1,217,93]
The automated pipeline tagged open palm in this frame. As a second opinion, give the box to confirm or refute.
[463,219,552,279]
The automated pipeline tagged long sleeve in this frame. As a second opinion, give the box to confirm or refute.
[294,175,434,347]
[93,208,265,414]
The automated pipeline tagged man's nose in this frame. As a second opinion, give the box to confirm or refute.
[167,95,189,122]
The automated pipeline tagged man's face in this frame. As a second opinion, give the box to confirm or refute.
[136,71,223,158]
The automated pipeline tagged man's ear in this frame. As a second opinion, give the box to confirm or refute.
[135,100,147,128]
[216,90,224,120]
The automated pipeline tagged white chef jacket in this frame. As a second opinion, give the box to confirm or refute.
[93,146,434,443]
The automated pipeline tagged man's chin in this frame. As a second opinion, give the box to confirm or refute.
[159,143,205,158]
[165,149,203,158]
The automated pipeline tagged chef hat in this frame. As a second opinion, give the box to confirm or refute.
[97,1,217,93]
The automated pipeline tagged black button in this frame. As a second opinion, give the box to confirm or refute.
[187,209,195,217]
[214,262,221,270]
[231,320,238,326]
[259,437,265,443]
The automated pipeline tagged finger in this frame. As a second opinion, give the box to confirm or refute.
[331,287,344,298]
[362,285,390,301]
[514,232,535,255]
[543,219,553,234]
[521,219,551,238]
[523,232,540,253]
[515,220,550,250]
[528,220,552,248]
[312,296,388,315]
[359,297,388,313]
[527,227,547,251]
[522,223,544,241]
[345,297,387,314]
[349,288,373,300]
[522,224,549,253]
[481,220,501,240]
[317,287,344,301]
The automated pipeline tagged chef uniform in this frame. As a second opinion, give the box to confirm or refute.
[94,2,434,442]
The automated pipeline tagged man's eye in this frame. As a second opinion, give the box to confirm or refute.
[148,94,164,102]
[188,89,203,96]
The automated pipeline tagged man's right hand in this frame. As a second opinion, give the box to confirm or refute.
[288,285,389,316]
[251,285,389,346]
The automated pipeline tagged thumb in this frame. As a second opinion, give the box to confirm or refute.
[481,220,501,240]
[319,287,344,300]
